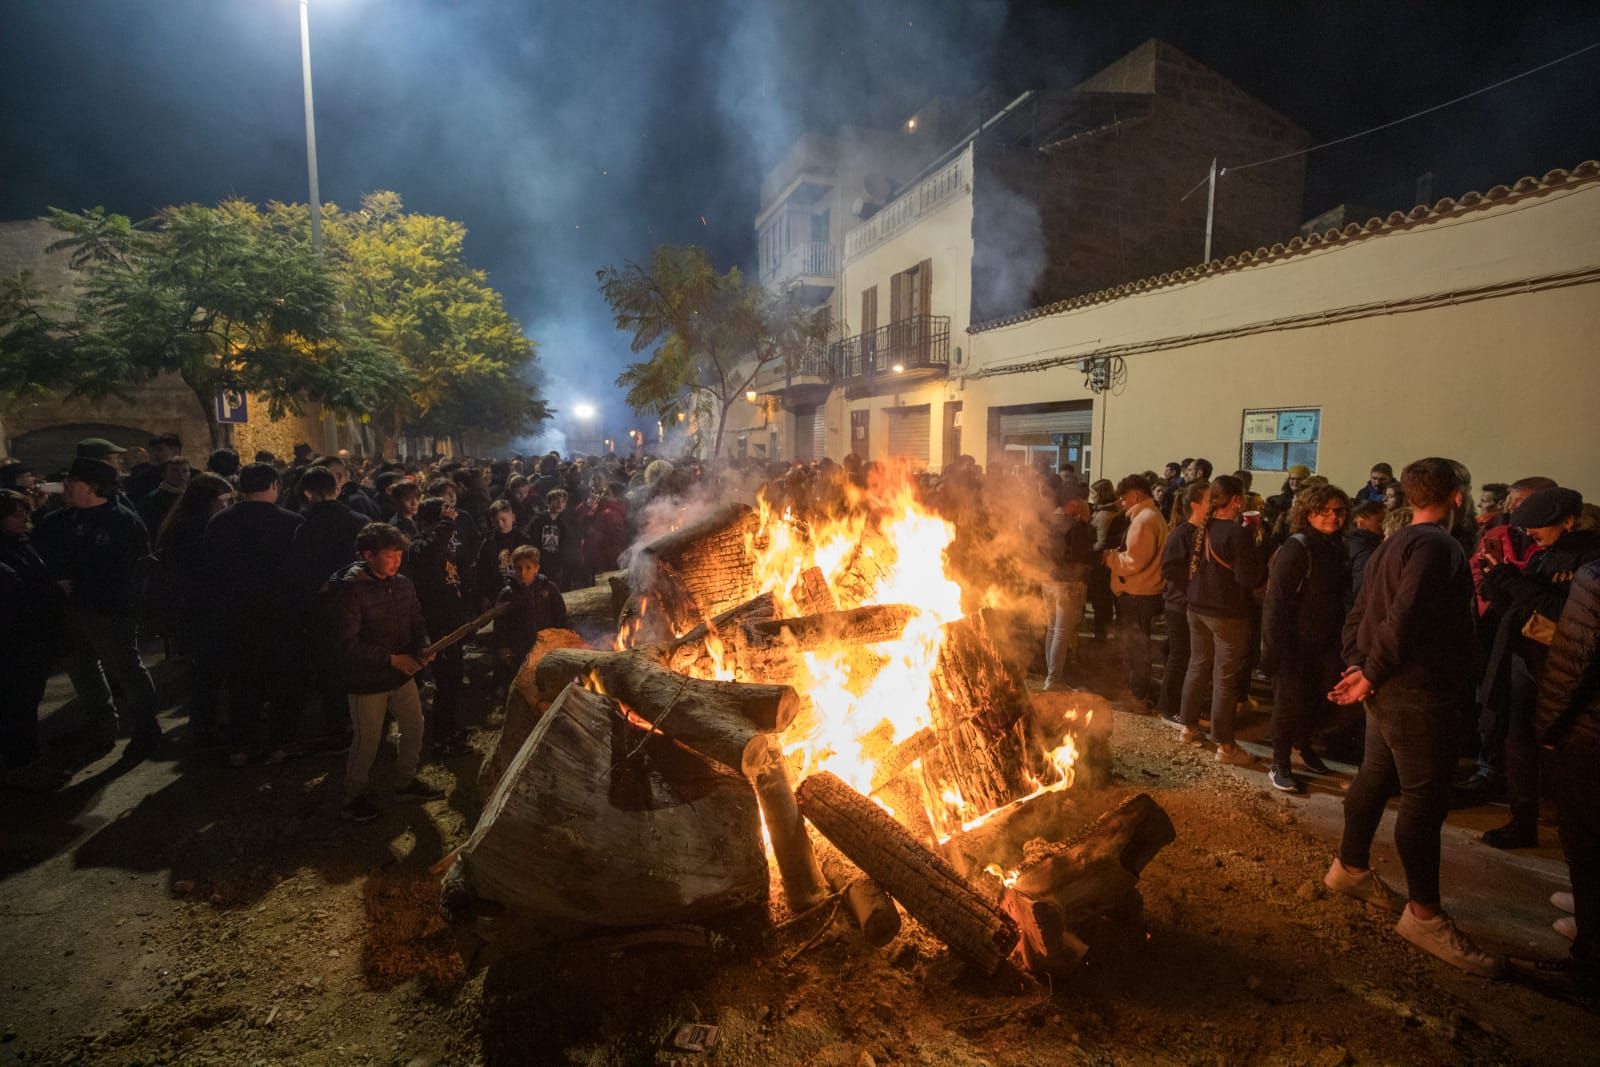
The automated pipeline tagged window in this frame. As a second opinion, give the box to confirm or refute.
[1240,407,1320,472]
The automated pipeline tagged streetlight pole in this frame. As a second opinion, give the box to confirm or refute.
[298,0,323,253]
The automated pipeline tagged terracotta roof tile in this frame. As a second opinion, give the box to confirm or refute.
[969,159,1600,332]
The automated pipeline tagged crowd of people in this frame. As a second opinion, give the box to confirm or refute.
[1,436,1595,991]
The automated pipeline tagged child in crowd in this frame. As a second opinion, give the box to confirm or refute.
[492,545,569,687]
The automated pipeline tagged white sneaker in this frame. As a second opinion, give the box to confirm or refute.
[1552,891,1575,914]
[1324,859,1406,915]
[1395,908,1503,978]
[1554,916,1577,942]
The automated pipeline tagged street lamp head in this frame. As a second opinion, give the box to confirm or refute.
[745,390,759,404]
[573,402,597,421]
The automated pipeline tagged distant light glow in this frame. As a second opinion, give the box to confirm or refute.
[745,390,759,403]
[573,402,597,420]
[892,363,905,374]
[906,117,917,131]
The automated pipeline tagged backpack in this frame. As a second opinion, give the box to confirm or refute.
[1262,533,1312,602]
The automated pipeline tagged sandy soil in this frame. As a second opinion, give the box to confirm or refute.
[2,646,1596,1066]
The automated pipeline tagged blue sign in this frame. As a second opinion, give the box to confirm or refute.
[215,389,249,425]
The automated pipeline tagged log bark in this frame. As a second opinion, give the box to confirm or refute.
[868,726,937,794]
[533,647,799,774]
[796,771,1019,974]
[635,502,763,631]
[458,683,768,926]
[919,610,1038,839]
[831,522,897,610]
[789,565,838,616]
[746,736,829,913]
[816,841,901,947]
[477,628,589,801]
[998,793,1175,976]
[744,604,921,651]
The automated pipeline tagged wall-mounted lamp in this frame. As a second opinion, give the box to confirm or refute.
[746,389,759,404]
[891,363,905,374]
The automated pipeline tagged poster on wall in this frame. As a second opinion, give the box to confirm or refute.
[1276,410,1317,441]
[1242,412,1278,441]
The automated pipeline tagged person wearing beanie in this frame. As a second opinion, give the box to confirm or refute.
[31,456,162,756]
[1478,487,1600,849]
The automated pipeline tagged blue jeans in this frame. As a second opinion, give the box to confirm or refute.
[1180,613,1250,744]
[1042,581,1087,687]
[1339,683,1459,909]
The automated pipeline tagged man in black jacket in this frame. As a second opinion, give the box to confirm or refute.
[124,433,183,506]
[33,457,162,755]
[281,466,366,747]
[1477,487,1600,848]
[407,497,469,755]
[333,523,442,821]
[1324,457,1500,977]
[198,463,304,765]
[1512,559,1600,991]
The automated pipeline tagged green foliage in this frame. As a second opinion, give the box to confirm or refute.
[598,244,830,456]
[0,193,544,445]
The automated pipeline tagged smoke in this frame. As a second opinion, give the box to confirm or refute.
[971,178,1048,322]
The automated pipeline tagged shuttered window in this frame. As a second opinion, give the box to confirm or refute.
[885,405,931,465]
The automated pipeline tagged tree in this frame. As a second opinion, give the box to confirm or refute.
[599,245,830,458]
[0,195,546,450]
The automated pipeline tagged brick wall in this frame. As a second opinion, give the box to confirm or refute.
[973,40,1308,322]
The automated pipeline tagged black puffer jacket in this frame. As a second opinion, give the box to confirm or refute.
[329,562,429,694]
[1534,560,1600,748]
[1262,528,1350,671]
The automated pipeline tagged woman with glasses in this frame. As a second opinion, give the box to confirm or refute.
[1261,483,1354,791]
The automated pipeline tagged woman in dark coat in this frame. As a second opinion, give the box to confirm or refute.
[1261,483,1353,791]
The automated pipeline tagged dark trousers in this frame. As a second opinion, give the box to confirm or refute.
[1234,604,1262,707]
[63,607,159,739]
[1088,566,1115,640]
[1552,735,1600,964]
[1270,640,1342,768]
[1159,608,1191,720]
[1181,613,1251,744]
[1339,684,1459,909]
[1503,654,1541,825]
[429,646,464,740]
[0,654,51,768]
[1116,593,1163,704]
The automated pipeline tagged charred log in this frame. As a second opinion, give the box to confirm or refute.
[743,604,921,651]
[816,841,901,947]
[795,771,1019,975]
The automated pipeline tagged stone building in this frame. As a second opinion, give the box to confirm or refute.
[1,218,337,474]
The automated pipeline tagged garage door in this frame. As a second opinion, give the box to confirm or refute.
[885,405,931,465]
[813,410,827,460]
[793,411,816,461]
[997,406,1093,436]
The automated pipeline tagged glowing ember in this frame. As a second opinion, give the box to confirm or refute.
[984,863,1021,888]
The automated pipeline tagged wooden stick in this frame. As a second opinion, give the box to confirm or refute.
[816,842,901,947]
[747,737,829,913]
[422,603,509,658]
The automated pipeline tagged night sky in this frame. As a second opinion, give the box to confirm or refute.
[4,1,1597,443]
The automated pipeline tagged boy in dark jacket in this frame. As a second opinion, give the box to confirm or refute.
[333,523,443,822]
[1325,457,1499,978]
[493,546,569,687]
[528,488,575,590]
[476,500,533,611]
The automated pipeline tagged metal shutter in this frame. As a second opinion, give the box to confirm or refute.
[998,407,1093,435]
[814,409,828,460]
[793,411,815,461]
[885,405,931,465]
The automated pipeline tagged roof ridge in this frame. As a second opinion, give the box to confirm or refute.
[968,159,1600,333]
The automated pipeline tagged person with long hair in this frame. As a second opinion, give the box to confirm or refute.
[1261,483,1353,791]
[1176,475,1266,764]
[156,473,233,742]
[1086,479,1125,641]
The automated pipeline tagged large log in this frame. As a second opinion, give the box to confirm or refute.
[796,771,1019,975]
[746,737,828,913]
[998,793,1176,976]
[816,841,901,947]
[533,647,799,774]
[919,610,1038,839]
[635,502,763,631]
[458,683,768,926]
[789,565,838,617]
[743,604,920,651]
[477,628,589,800]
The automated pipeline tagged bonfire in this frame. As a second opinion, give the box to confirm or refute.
[445,467,1171,981]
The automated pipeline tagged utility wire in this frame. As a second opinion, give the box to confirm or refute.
[1222,38,1600,177]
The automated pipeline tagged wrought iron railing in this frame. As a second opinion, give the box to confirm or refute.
[827,314,951,383]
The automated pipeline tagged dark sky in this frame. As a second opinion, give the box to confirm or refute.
[4,1,1597,443]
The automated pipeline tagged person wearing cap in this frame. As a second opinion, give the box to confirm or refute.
[31,455,163,755]
[1478,487,1600,849]
[125,434,183,505]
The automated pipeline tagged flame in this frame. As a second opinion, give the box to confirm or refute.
[984,863,1021,888]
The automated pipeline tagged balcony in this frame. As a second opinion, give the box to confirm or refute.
[759,241,838,303]
[827,314,950,398]
[748,342,835,407]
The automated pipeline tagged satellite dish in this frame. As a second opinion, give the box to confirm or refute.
[863,174,895,202]
[850,197,881,220]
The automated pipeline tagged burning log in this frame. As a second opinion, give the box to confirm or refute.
[533,647,799,774]
[795,771,1019,975]
[477,627,589,800]
[636,502,764,631]
[869,726,937,794]
[790,565,838,616]
[831,523,896,610]
[456,683,768,927]
[998,793,1176,976]
[746,737,829,913]
[743,604,921,651]
[816,841,901,947]
[920,610,1038,838]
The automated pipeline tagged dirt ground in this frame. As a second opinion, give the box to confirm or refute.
[2,637,1597,1066]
